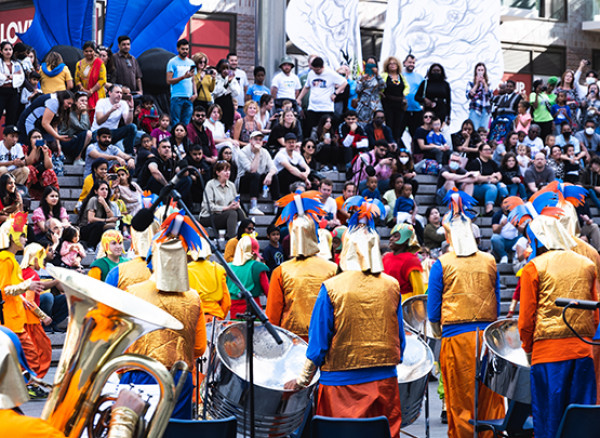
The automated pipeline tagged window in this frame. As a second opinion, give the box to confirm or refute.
[361,28,383,61]
[182,13,236,67]
[502,44,565,76]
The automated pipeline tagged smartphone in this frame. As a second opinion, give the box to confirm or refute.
[365,64,374,76]
[108,173,118,181]
[234,195,240,202]
[189,65,196,73]
[35,139,45,147]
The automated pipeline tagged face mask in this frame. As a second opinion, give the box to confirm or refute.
[399,157,409,165]
[374,118,383,126]
[449,161,460,170]
[563,131,571,139]
[209,117,216,123]
[586,127,595,135]
[587,77,596,85]
[430,72,442,81]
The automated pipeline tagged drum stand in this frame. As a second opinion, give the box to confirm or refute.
[473,327,481,438]
[167,188,284,438]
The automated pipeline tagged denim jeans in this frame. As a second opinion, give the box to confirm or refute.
[588,190,600,210]
[469,109,490,130]
[491,234,520,259]
[110,123,137,154]
[473,183,507,206]
[507,182,527,199]
[170,97,194,126]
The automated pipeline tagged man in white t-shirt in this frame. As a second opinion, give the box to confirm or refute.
[227,52,249,113]
[92,84,137,154]
[0,125,29,184]
[271,56,301,109]
[296,57,347,136]
[319,178,340,229]
[521,124,544,155]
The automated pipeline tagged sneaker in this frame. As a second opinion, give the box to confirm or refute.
[499,256,508,264]
[440,410,448,424]
[73,158,85,167]
[321,165,330,172]
[332,166,338,172]
[249,207,264,216]
[27,384,48,400]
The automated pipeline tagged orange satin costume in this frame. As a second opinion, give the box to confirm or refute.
[266,255,337,341]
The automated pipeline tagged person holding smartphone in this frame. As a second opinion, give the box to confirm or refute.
[166,38,197,126]
[466,62,492,130]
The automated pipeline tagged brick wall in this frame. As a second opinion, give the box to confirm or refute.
[235,7,256,84]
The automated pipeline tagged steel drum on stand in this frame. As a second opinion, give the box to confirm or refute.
[205,322,318,437]
[402,294,441,362]
[397,330,435,426]
[482,318,531,404]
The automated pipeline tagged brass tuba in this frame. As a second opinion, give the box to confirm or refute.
[42,266,186,438]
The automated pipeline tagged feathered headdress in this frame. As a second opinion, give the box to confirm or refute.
[156,211,204,254]
[504,191,575,260]
[141,190,158,209]
[535,181,587,236]
[275,190,324,257]
[343,196,386,230]
[441,189,478,256]
[151,211,206,292]
[339,197,385,274]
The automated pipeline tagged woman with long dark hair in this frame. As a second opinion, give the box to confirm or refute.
[170,122,190,160]
[31,185,69,240]
[97,45,115,88]
[25,129,59,200]
[415,63,452,125]
[17,89,75,146]
[212,59,240,130]
[78,180,117,250]
[218,145,238,182]
[0,41,26,125]
[75,41,106,120]
[0,173,22,225]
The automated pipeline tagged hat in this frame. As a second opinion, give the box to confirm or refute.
[275,190,325,258]
[547,76,559,86]
[284,133,297,142]
[279,56,295,67]
[441,189,478,257]
[249,131,264,139]
[233,235,261,266]
[3,125,18,136]
[0,212,28,250]
[339,197,386,273]
[505,191,575,260]
[390,223,420,252]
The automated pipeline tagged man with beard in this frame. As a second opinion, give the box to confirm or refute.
[166,39,197,126]
[186,106,217,165]
[84,127,134,177]
[400,54,425,138]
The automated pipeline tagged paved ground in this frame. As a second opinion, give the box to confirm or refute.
[22,375,448,437]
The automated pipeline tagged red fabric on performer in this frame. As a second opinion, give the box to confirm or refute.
[382,251,422,295]
[315,376,402,437]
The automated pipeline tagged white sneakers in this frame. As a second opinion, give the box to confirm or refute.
[249,207,264,216]
[499,256,508,264]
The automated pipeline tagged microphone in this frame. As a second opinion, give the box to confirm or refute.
[555,298,600,311]
[131,167,189,231]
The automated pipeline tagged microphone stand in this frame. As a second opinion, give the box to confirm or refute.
[561,303,600,347]
[168,180,282,438]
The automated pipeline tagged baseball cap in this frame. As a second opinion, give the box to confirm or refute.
[284,133,297,141]
[249,131,264,139]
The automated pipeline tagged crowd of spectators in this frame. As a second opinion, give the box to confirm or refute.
[2,35,600,277]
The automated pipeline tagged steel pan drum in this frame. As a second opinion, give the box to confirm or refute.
[206,322,318,437]
[483,318,531,404]
[403,294,441,362]
[397,330,435,426]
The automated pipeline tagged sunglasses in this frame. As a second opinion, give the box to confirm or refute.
[423,115,433,119]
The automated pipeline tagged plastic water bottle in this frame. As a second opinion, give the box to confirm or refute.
[262,184,269,199]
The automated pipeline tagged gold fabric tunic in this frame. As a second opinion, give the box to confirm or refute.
[321,271,401,372]
[439,251,497,325]
[530,250,597,342]
[279,256,338,338]
[125,280,206,369]
[116,257,152,290]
